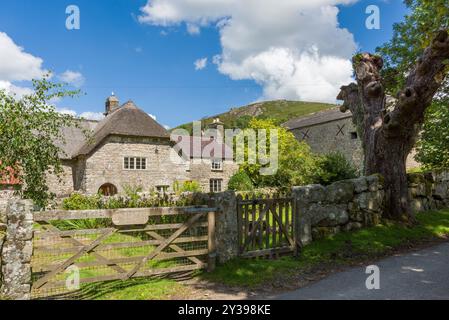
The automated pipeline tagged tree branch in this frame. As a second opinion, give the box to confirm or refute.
[384,30,449,134]
[337,83,364,140]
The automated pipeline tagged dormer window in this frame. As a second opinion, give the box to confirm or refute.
[211,159,222,171]
[124,157,147,170]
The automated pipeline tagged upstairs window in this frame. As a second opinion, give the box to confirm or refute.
[211,159,223,171]
[124,157,147,170]
[210,179,223,193]
[350,132,358,140]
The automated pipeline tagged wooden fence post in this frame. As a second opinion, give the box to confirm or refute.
[207,211,216,272]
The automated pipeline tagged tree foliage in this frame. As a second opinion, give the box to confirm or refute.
[227,171,254,191]
[239,118,319,190]
[0,76,83,207]
[377,0,449,94]
[416,100,449,169]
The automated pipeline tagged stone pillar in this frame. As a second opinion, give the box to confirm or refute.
[213,191,239,263]
[292,185,326,245]
[0,200,34,300]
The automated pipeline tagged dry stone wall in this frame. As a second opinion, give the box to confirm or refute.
[293,175,384,245]
[293,171,449,244]
[408,171,449,213]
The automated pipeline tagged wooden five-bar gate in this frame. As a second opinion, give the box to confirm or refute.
[31,206,216,299]
[237,195,300,258]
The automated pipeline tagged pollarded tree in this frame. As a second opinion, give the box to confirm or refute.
[337,30,449,221]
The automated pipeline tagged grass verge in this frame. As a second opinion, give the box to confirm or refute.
[202,208,449,288]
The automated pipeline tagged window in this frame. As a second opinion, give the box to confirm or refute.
[124,157,147,170]
[350,132,358,140]
[211,159,222,171]
[210,179,223,193]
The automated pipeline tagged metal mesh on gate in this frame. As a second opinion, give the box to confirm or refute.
[31,210,210,299]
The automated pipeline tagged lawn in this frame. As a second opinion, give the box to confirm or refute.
[30,208,449,299]
[202,208,449,288]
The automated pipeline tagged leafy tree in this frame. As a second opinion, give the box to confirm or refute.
[415,101,449,169]
[239,118,319,190]
[227,171,254,191]
[0,76,83,207]
[338,1,449,222]
[377,0,448,95]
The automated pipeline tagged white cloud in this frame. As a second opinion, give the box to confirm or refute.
[0,80,33,98]
[194,57,208,71]
[186,23,200,35]
[139,0,358,102]
[0,32,47,97]
[148,113,157,120]
[56,108,78,117]
[79,112,105,121]
[0,32,46,82]
[163,124,171,130]
[56,108,105,121]
[59,70,85,88]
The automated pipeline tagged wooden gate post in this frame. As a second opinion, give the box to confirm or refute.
[207,211,216,272]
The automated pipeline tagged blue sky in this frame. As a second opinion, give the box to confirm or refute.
[0,0,407,128]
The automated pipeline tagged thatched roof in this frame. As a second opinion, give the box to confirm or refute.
[66,101,169,158]
[283,108,352,130]
[56,120,98,159]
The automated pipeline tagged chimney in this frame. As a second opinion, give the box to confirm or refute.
[105,93,120,116]
[207,118,225,141]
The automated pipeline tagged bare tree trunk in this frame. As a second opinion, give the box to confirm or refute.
[338,30,449,221]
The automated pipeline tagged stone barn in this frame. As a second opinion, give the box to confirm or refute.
[283,108,420,170]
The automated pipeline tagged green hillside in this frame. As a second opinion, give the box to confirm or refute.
[175,100,335,133]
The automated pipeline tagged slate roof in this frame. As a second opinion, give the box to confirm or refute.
[174,136,234,160]
[56,120,98,159]
[283,107,352,130]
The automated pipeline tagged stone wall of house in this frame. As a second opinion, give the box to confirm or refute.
[47,135,238,197]
[190,159,239,193]
[290,117,419,170]
[82,135,191,194]
[290,117,363,168]
[46,160,76,198]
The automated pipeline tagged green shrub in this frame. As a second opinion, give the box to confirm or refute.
[62,193,101,210]
[178,181,202,193]
[315,152,358,185]
[228,171,254,191]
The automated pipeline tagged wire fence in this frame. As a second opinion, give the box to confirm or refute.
[31,208,212,299]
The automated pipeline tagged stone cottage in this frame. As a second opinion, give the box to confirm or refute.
[283,108,420,170]
[46,95,238,197]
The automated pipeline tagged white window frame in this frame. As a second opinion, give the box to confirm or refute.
[210,179,223,193]
[123,157,147,170]
[211,159,223,171]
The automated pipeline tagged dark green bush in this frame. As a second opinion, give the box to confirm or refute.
[228,171,254,191]
[315,152,359,185]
